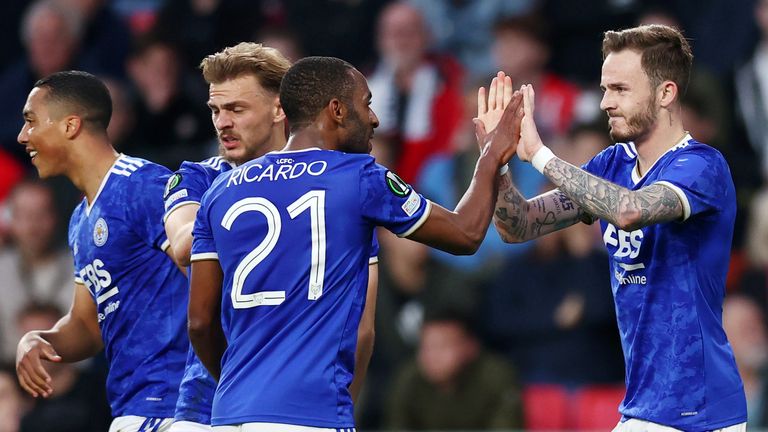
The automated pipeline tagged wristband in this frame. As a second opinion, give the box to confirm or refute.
[531,146,555,174]
[499,164,509,176]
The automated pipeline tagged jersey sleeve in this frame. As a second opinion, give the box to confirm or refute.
[163,161,210,222]
[653,147,730,221]
[128,163,173,251]
[359,161,432,238]
[190,189,218,262]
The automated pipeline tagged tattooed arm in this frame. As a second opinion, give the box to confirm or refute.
[493,170,594,243]
[542,157,683,231]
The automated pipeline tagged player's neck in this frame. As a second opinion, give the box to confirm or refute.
[285,126,328,152]
[67,138,120,204]
[634,114,686,177]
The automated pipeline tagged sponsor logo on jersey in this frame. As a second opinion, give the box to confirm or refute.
[386,171,410,197]
[163,173,182,199]
[401,190,421,216]
[164,188,188,210]
[614,262,647,285]
[93,218,109,247]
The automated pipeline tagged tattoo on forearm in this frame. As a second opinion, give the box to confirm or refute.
[493,173,587,242]
[543,158,682,229]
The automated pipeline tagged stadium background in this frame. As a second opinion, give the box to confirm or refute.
[0,0,767,430]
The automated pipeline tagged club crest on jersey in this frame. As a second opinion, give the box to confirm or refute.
[93,218,108,247]
[385,171,410,197]
[163,173,182,199]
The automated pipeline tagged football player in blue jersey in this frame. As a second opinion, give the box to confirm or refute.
[490,25,746,431]
[15,71,188,432]
[162,43,381,432]
[187,57,523,431]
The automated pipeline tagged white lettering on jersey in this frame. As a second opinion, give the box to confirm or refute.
[78,259,120,305]
[227,161,328,187]
[604,224,647,286]
[603,223,643,259]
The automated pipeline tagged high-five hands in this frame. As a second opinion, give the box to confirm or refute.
[516,84,545,162]
[474,71,524,166]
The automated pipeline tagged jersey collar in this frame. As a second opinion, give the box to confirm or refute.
[85,154,124,216]
[631,133,692,184]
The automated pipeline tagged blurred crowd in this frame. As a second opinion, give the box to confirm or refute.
[1,0,768,431]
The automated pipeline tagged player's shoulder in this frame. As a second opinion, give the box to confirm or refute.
[110,155,172,185]
[181,156,235,174]
[665,136,729,169]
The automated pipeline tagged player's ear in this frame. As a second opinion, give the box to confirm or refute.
[328,98,345,125]
[658,81,678,108]
[62,115,83,139]
[272,97,286,124]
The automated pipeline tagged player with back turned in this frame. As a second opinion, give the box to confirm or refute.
[486,24,746,431]
[15,71,188,432]
[187,57,523,431]
[162,44,381,431]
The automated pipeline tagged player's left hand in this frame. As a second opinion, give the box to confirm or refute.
[474,71,514,152]
[479,89,524,166]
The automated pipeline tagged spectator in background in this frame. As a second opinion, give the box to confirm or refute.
[736,0,768,178]
[0,362,26,432]
[126,35,212,169]
[0,180,73,363]
[102,78,137,152]
[153,0,269,72]
[0,0,85,166]
[256,26,305,64]
[409,0,534,79]
[386,309,522,430]
[492,15,587,143]
[282,0,390,68]
[723,295,768,428]
[16,302,112,432]
[58,0,132,79]
[368,1,464,183]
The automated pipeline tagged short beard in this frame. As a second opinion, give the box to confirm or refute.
[609,94,657,143]
[340,109,369,154]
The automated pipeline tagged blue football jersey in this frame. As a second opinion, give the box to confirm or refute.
[167,155,381,425]
[191,148,428,428]
[582,134,746,429]
[67,155,189,417]
[163,156,235,425]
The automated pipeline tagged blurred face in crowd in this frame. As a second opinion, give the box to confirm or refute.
[337,70,379,155]
[128,43,179,112]
[600,50,658,143]
[377,3,429,72]
[723,296,768,373]
[209,74,284,165]
[9,183,58,260]
[18,88,72,179]
[25,7,78,78]
[492,30,548,82]
[417,320,478,387]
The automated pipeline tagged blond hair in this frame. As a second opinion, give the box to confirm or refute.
[200,42,291,94]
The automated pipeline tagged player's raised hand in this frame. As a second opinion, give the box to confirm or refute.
[474,71,514,150]
[517,84,545,162]
[16,332,61,398]
[481,88,524,166]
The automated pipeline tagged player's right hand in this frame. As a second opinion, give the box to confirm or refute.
[16,332,61,398]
